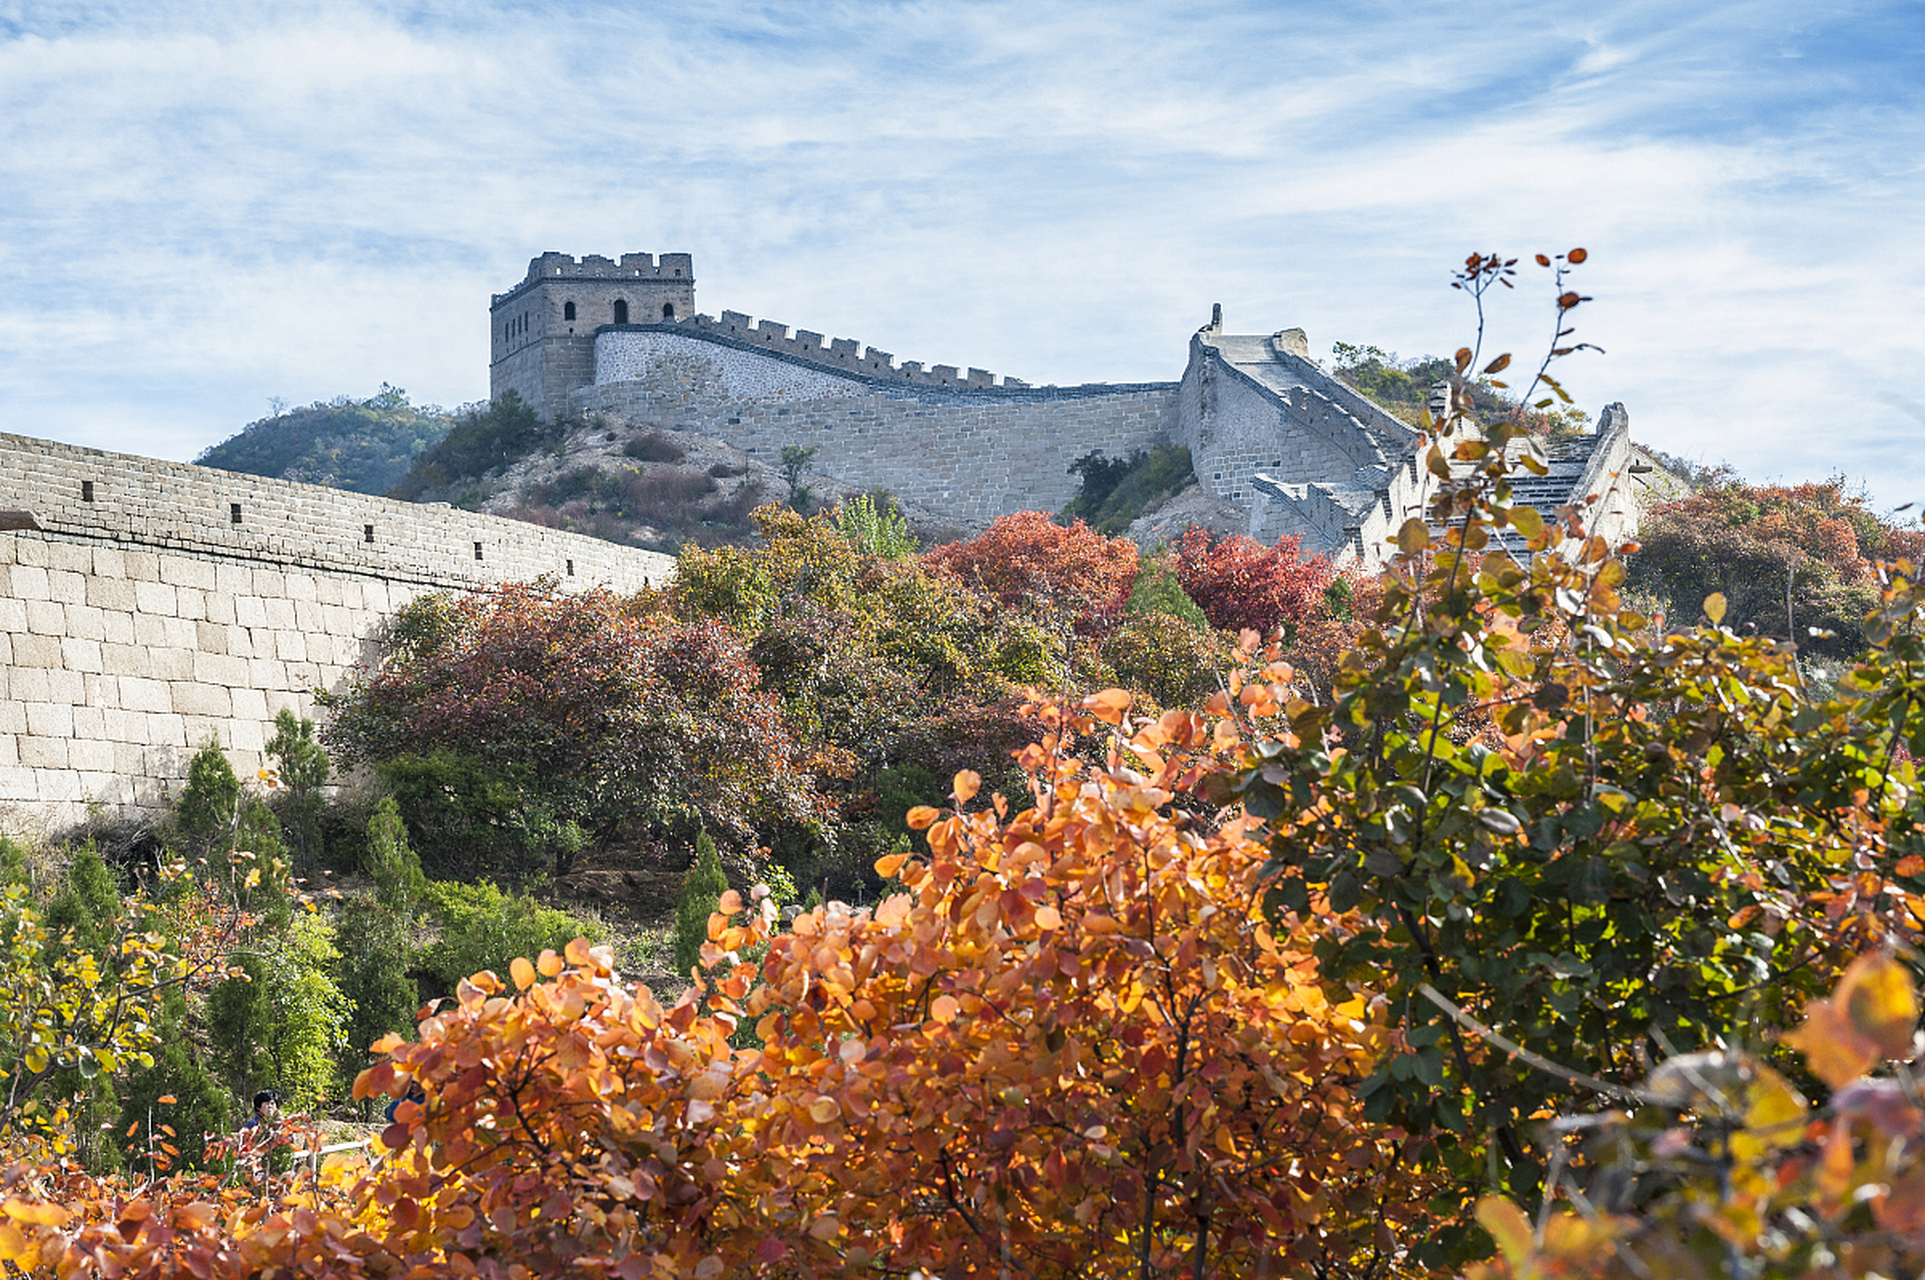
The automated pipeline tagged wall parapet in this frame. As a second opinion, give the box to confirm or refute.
[492,251,695,308]
[0,432,673,593]
[595,323,1174,402]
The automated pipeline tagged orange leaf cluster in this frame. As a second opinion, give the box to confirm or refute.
[0,698,1440,1279]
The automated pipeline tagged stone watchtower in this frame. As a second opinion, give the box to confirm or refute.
[489,252,696,421]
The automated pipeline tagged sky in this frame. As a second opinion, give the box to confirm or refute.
[1,0,1921,506]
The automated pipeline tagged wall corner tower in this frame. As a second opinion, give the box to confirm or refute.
[488,251,696,421]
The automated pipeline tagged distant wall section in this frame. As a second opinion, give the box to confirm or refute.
[572,328,1178,524]
[0,432,673,832]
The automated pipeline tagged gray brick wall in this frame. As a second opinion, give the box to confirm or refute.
[0,431,673,833]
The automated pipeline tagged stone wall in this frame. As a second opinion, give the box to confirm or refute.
[0,431,674,833]
[491,253,697,419]
[573,331,1179,525]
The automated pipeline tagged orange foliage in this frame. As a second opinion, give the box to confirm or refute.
[0,696,1435,1280]
[924,511,1139,629]
[745,692,1438,1277]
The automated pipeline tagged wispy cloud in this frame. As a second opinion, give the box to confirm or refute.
[0,0,1919,505]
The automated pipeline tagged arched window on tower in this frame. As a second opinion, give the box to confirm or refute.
[613,299,629,325]
[662,303,675,320]
[564,301,576,321]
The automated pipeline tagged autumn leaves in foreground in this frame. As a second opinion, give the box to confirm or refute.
[1,689,1422,1278]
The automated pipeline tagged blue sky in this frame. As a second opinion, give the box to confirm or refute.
[1,0,1921,504]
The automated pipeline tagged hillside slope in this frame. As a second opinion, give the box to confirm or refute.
[195,386,453,494]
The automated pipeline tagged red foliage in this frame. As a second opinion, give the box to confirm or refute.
[923,511,1139,629]
[327,582,820,847]
[1171,526,1332,638]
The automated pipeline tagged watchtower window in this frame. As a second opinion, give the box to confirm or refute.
[662,303,675,319]
[566,558,575,577]
[81,480,94,503]
[230,502,242,524]
[613,299,629,325]
[364,524,375,544]
[474,541,484,561]
[564,301,576,321]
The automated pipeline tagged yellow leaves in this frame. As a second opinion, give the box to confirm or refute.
[1033,905,1063,932]
[807,1096,841,1124]
[510,956,537,990]
[1786,950,1920,1087]
[874,851,909,879]
[1397,517,1431,554]
[0,1222,31,1267]
[2,1199,69,1228]
[1703,591,1727,625]
[537,950,565,978]
[1730,1065,1808,1162]
[929,994,960,1024]
[1083,688,1132,725]
[1475,1197,1533,1270]
[951,769,982,805]
[905,805,940,830]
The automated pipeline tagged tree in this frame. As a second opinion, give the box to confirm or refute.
[740,711,1438,1279]
[924,509,1140,631]
[1627,474,1925,659]
[325,581,821,870]
[672,832,728,978]
[1207,248,1925,1268]
[832,492,917,558]
[1476,951,1925,1280]
[336,798,423,1075]
[779,443,818,512]
[1170,524,1333,641]
[206,914,350,1110]
[265,708,330,876]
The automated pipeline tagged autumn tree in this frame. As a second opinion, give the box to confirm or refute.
[1628,474,1924,658]
[1170,524,1332,641]
[742,713,1441,1279]
[1474,950,1925,1280]
[325,580,820,873]
[924,509,1140,631]
[1216,248,1925,1267]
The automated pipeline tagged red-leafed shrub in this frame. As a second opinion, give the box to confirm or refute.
[923,511,1139,630]
[1171,526,1332,639]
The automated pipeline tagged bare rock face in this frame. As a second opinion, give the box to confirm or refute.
[1124,483,1247,550]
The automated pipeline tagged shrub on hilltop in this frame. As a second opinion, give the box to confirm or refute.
[195,384,452,494]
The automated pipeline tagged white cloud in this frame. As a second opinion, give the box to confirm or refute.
[0,0,1918,505]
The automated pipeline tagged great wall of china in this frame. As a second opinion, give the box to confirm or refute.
[0,248,1649,832]
[0,432,672,831]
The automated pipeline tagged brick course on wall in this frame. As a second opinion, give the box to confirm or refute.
[0,431,673,833]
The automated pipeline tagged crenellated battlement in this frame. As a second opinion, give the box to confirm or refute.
[647,310,1028,389]
[492,251,694,306]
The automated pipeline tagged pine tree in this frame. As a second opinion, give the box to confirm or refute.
[673,831,729,977]
[338,798,423,1082]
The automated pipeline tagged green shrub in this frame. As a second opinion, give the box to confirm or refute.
[336,798,424,1073]
[419,880,605,994]
[206,913,351,1110]
[672,831,729,978]
[1060,444,1194,535]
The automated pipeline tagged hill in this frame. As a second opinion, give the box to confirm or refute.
[194,385,453,494]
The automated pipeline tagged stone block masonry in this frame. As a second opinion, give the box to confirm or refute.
[575,330,1180,523]
[0,431,673,834]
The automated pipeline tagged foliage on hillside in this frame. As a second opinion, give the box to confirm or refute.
[1627,474,1924,659]
[194,385,451,494]
[323,581,820,880]
[1059,443,1197,534]
[387,391,550,502]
